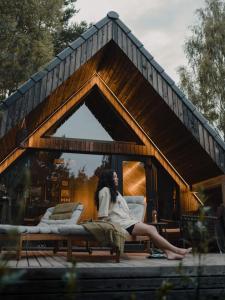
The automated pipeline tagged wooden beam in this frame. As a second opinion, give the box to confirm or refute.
[192,174,225,190]
[27,137,148,155]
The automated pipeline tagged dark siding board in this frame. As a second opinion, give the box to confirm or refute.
[86,37,93,61]
[107,21,113,41]
[187,110,199,139]
[5,104,15,132]
[208,135,215,161]
[97,27,104,50]
[167,86,173,109]
[52,65,60,91]
[80,42,87,66]
[24,92,30,115]
[46,71,54,98]
[216,143,224,169]
[127,38,133,61]
[18,95,27,122]
[192,116,199,140]
[0,110,8,138]
[157,74,163,97]
[141,54,147,79]
[63,55,71,81]
[39,75,48,103]
[75,46,81,70]
[146,61,153,85]
[92,33,98,56]
[152,68,158,91]
[183,105,189,128]
[172,91,179,116]
[117,26,123,49]
[13,97,23,127]
[198,123,205,148]
[219,148,225,170]
[102,23,108,46]
[214,142,220,165]
[27,86,35,114]
[33,80,42,107]
[203,128,210,154]
[112,21,118,43]
[137,49,142,73]
[58,60,65,86]
[122,32,128,55]
[162,79,168,105]
[131,44,138,67]
[177,99,184,122]
[69,50,76,76]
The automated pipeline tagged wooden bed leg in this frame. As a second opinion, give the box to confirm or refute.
[16,235,22,260]
[53,241,59,254]
[115,248,120,263]
[86,241,92,255]
[67,238,72,261]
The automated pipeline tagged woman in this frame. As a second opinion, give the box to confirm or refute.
[95,169,191,260]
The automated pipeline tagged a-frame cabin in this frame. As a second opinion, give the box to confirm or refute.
[0,11,225,224]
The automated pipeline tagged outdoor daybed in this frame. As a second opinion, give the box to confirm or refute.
[0,196,148,262]
[0,203,84,260]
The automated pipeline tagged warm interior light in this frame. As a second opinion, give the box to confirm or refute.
[123,161,146,196]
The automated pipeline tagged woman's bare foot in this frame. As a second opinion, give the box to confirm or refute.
[176,247,192,256]
[164,250,185,260]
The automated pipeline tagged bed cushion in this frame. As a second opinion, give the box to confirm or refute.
[0,224,28,234]
[38,204,83,226]
[49,203,79,220]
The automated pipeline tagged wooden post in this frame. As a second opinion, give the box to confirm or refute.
[16,235,23,260]
[67,237,72,261]
[53,241,59,254]
[115,248,120,263]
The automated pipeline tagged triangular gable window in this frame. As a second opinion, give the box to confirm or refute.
[45,87,143,144]
[47,103,113,141]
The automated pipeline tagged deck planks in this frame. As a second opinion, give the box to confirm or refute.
[1,252,225,300]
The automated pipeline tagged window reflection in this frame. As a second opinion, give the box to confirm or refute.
[123,161,146,197]
[1,151,111,224]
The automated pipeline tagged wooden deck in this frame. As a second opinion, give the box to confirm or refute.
[1,251,225,299]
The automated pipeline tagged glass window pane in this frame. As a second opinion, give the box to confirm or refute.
[123,161,146,197]
[48,103,113,141]
[0,151,111,224]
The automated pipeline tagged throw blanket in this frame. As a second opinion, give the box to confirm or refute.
[82,221,126,254]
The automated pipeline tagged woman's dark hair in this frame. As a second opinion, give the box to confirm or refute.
[95,169,118,210]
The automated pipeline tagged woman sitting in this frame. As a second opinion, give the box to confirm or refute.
[95,169,191,260]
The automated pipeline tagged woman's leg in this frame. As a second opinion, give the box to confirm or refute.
[132,222,191,259]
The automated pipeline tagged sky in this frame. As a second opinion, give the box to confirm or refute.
[74,0,206,83]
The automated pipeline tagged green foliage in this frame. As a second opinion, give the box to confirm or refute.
[156,280,173,300]
[0,230,25,291]
[178,0,225,140]
[0,0,89,100]
[0,0,62,98]
[53,0,89,54]
[63,258,77,299]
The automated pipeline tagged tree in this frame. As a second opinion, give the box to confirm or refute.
[52,0,89,54]
[178,0,225,140]
[0,0,88,100]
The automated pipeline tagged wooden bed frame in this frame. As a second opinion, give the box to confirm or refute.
[0,233,121,262]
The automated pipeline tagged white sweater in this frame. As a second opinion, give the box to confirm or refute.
[98,187,138,229]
